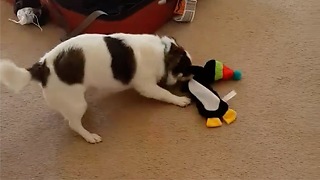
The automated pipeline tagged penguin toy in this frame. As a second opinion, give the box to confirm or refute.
[182,59,241,127]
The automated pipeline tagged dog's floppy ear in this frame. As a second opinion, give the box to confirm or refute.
[166,43,194,77]
[168,42,185,57]
[165,43,186,69]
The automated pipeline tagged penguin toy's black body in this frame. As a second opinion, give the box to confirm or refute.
[182,60,238,127]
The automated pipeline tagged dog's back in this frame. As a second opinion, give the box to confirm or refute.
[38,33,166,92]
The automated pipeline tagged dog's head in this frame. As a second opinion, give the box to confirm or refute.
[161,36,193,85]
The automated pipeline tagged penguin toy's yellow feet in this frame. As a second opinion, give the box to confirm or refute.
[222,108,237,124]
[206,118,222,127]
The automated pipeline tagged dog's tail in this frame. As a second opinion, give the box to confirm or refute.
[0,59,49,93]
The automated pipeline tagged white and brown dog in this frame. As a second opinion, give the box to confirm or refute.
[0,33,193,144]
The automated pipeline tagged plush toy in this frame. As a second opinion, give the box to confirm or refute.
[182,59,241,127]
[8,0,50,31]
[173,0,198,23]
[190,59,242,83]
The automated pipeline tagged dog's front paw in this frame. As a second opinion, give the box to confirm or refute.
[85,133,102,144]
[174,96,191,107]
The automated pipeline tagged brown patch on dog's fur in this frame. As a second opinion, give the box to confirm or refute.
[54,48,85,85]
[159,43,192,85]
[165,43,192,76]
[27,61,50,87]
[103,36,136,85]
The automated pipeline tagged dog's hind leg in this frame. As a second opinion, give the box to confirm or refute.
[43,85,102,144]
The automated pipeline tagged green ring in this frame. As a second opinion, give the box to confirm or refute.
[215,61,223,80]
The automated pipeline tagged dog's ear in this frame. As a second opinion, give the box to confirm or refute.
[165,43,184,68]
[167,35,177,42]
[168,43,185,57]
[166,47,193,78]
[165,43,186,66]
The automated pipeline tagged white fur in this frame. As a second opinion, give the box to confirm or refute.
[0,33,191,144]
[0,60,31,93]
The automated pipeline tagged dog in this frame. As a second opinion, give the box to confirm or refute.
[0,33,193,144]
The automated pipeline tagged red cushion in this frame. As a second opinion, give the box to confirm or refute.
[6,0,177,34]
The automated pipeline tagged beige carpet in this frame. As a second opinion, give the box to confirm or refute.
[1,0,319,179]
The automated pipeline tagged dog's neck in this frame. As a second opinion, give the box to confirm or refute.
[159,58,170,87]
[158,42,171,87]
[162,41,171,54]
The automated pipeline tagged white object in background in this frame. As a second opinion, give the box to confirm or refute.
[174,0,197,22]
[8,7,43,31]
[158,0,167,5]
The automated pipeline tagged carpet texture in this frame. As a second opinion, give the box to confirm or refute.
[1,0,319,179]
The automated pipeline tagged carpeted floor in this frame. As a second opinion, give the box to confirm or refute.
[1,0,319,179]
